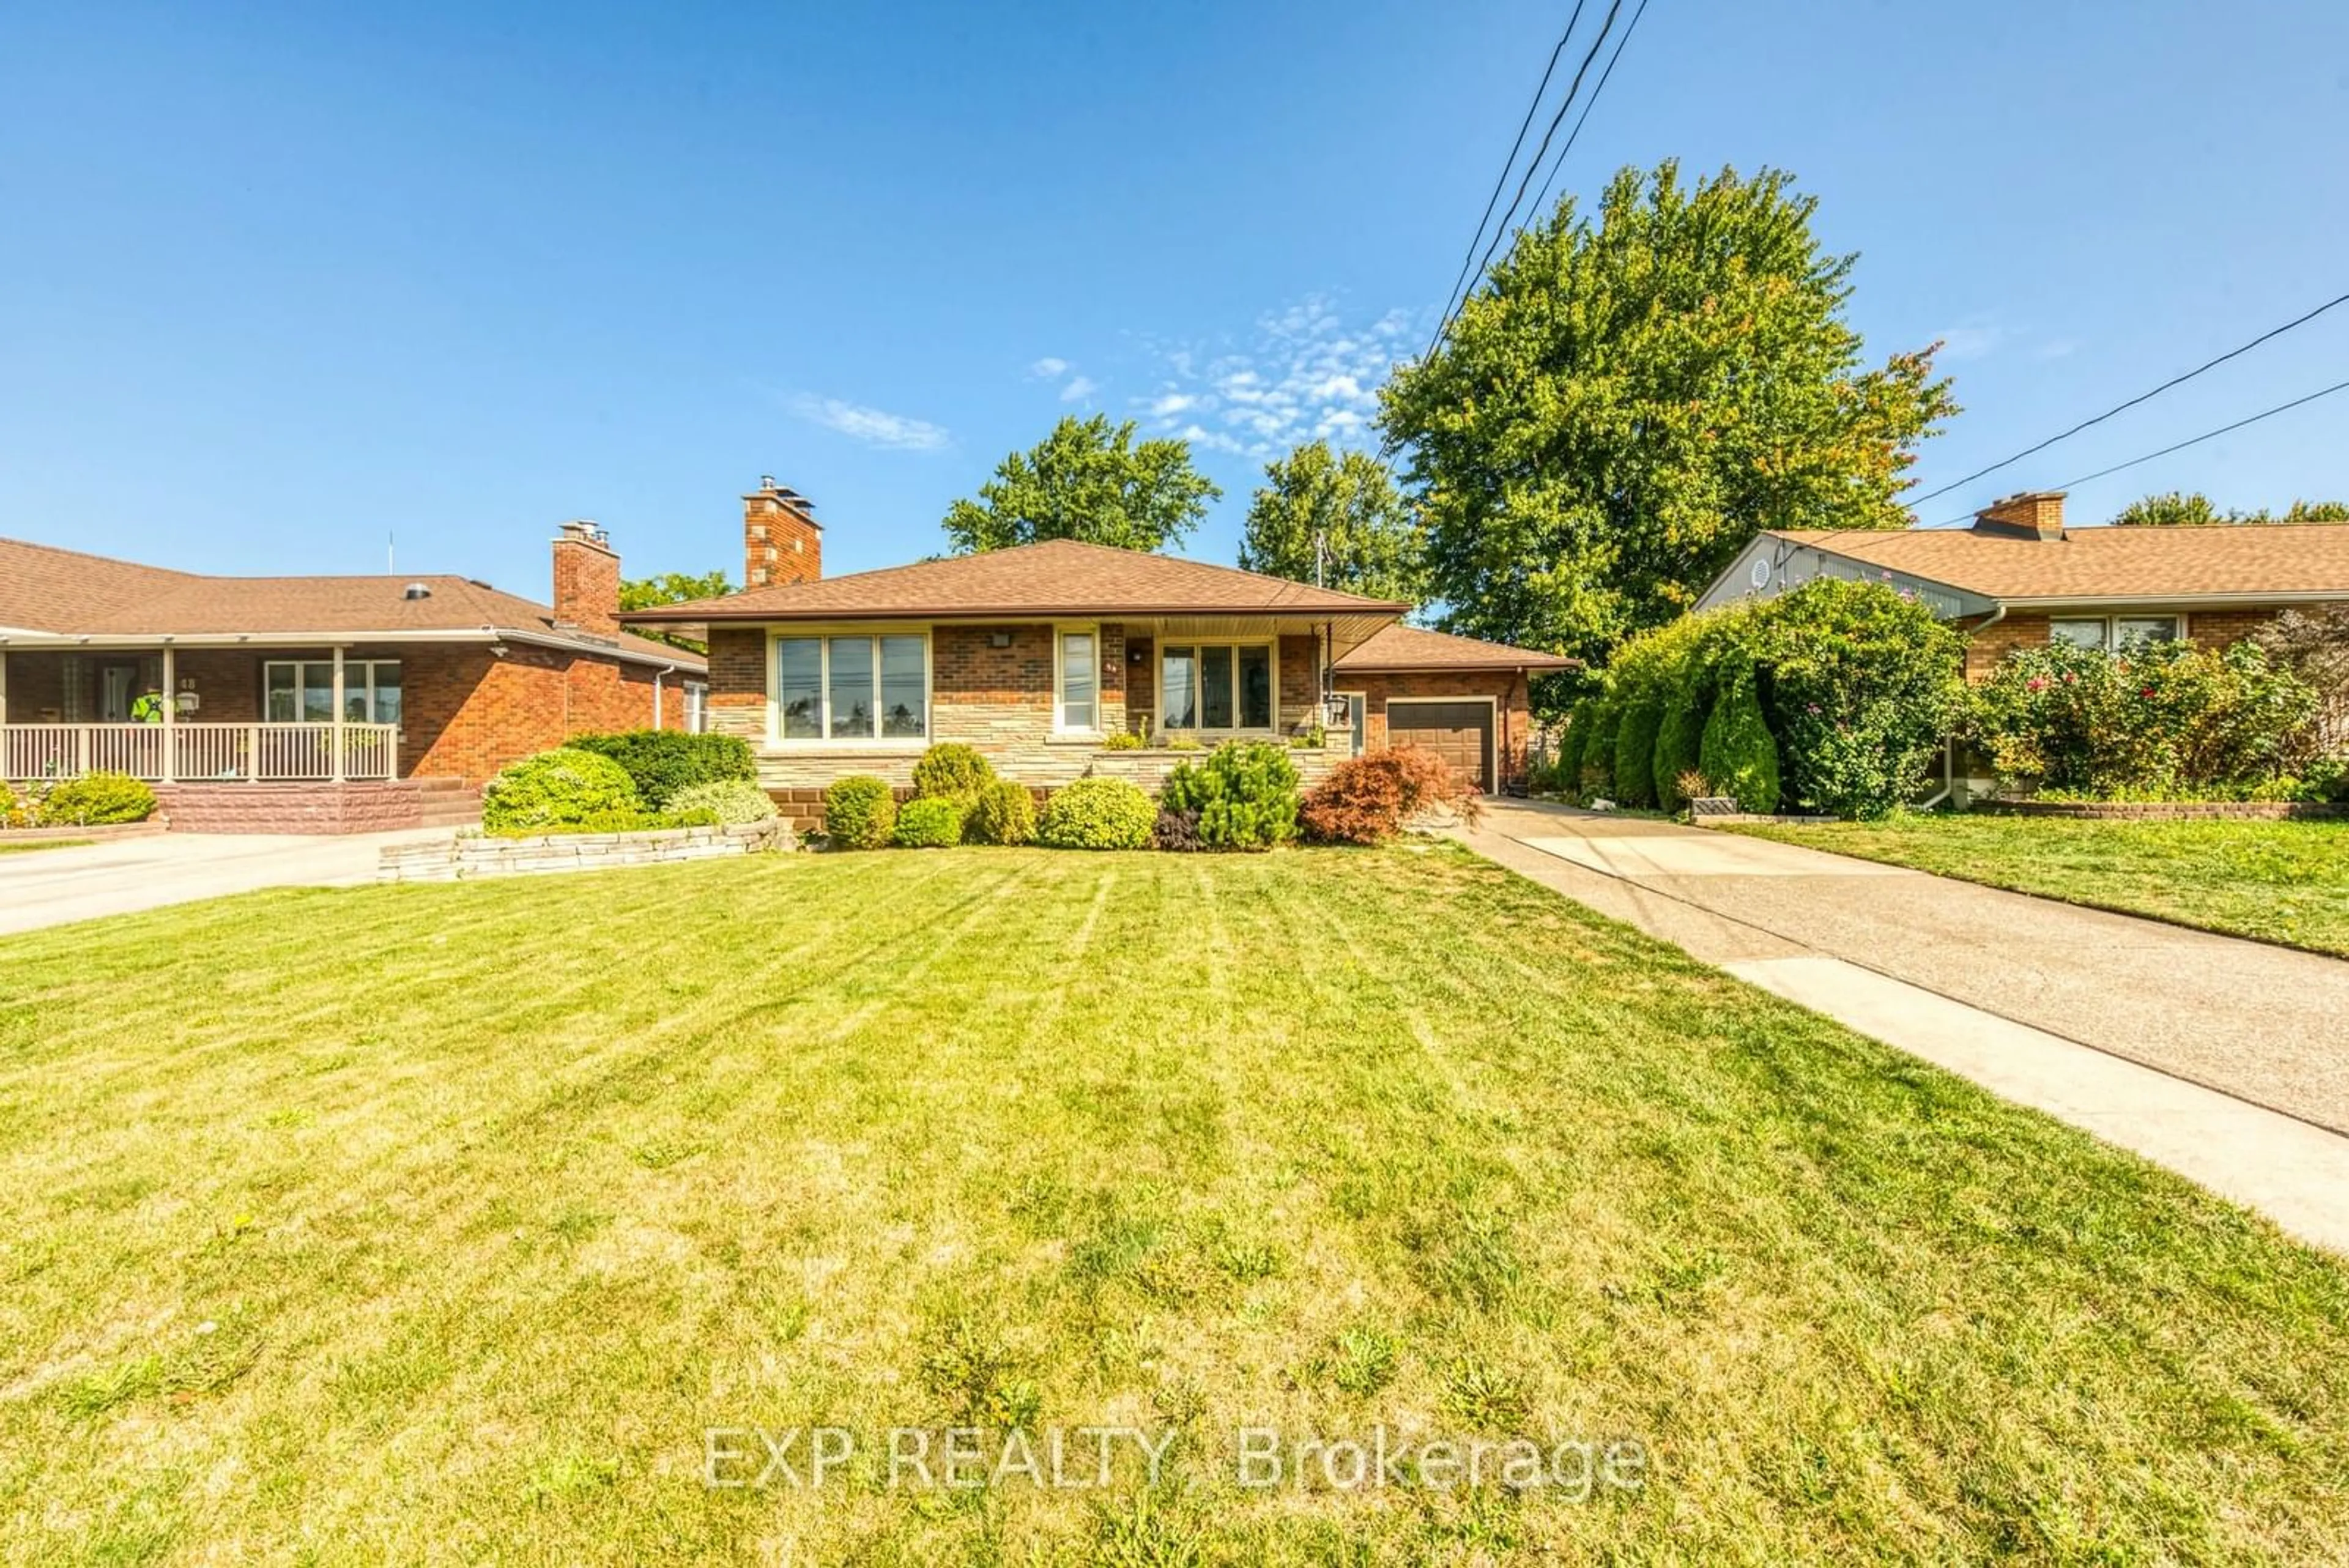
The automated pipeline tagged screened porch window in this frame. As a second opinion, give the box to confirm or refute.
[264,660,401,724]
[1160,642,1272,731]
[773,634,929,741]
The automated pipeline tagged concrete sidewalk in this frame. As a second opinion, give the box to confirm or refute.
[1461,801,2349,1254]
[0,830,452,937]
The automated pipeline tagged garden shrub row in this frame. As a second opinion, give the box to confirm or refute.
[566,730,755,809]
[482,735,776,836]
[1,771,159,829]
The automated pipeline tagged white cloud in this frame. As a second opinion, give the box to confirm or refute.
[1029,357,1070,379]
[1059,374,1099,403]
[790,394,951,452]
[1141,294,1416,459]
[1933,321,2006,362]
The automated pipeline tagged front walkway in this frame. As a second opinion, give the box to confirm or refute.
[1461,800,2349,1254]
[0,829,453,937]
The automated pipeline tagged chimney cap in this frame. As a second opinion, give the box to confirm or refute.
[557,518,612,547]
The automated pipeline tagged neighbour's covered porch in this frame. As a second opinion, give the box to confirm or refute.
[1,643,402,783]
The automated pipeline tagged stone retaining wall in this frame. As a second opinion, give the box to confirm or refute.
[1987,800,2347,821]
[378,819,793,882]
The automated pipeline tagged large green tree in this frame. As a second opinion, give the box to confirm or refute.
[1380,160,1956,674]
[620,569,732,652]
[1237,440,1430,604]
[943,414,1220,554]
[2113,491,2349,526]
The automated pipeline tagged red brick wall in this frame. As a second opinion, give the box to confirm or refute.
[1341,669,1536,786]
[1961,604,2344,680]
[551,532,622,636]
[934,625,1054,708]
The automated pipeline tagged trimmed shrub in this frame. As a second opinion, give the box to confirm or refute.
[1754,578,1966,818]
[1551,707,1588,801]
[1299,748,1482,846]
[1152,806,1205,852]
[1036,777,1156,850]
[822,776,897,849]
[567,730,754,809]
[911,743,994,802]
[1578,702,1621,799]
[34,771,157,827]
[663,778,777,825]
[963,779,1037,845]
[892,796,966,848]
[1652,690,1708,812]
[484,806,720,839]
[1612,699,1663,809]
[1160,740,1299,850]
[481,748,640,832]
[1699,667,1780,813]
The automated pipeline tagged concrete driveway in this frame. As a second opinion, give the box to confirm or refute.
[0,830,454,937]
[1463,800,2349,1253]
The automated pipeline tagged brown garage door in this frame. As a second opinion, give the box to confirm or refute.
[1386,700,1493,792]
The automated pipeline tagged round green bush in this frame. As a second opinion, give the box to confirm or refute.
[1160,740,1299,850]
[911,743,994,802]
[35,771,158,827]
[1699,667,1781,813]
[1036,776,1156,850]
[822,776,897,850]
[963,779,1037,845]
[892,796,966,848]
[481,748,639,832]
[1612,699,1663,810]
[663,778,778,825]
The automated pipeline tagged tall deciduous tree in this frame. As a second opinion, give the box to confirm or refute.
[2113,491,2349,526]
[620,570,732,652]
[1238,440,1429,604]
[943,414,1220,554]
[1380,160,1957,675]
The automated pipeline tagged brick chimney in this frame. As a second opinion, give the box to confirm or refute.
[551,519,621,636]
[744,475,822,588]
[1972,490,2067,541]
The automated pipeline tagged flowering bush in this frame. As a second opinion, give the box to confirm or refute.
[1299,747,1482,845]
[1967,638,2317,798]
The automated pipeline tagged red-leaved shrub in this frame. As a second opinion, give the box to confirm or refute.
[1299,746,1482,845]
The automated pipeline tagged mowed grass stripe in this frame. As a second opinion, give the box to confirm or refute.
[0,846,2343,1563]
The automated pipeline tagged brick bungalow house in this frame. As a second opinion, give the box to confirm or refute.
[1699,490,2349,674]
[622,479,1572,826]
[0,523,703,830]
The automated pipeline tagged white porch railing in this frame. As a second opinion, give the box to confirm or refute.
[1,723,401,784]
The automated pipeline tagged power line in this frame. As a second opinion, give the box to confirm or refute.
[1527,0,1650,219]
[1426,0,1590,356]
[1918,376,2349,528]
[1427,0,1626,361]
[1908,288,2349,509]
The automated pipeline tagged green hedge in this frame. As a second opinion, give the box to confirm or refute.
[482,748,640,832]
[1700,667,1780,813]
[1036,777,1155,850]
[1651,684,1708,812]
[1612,699,1663,810]
[822,776,897,849]
[566,730,754,810]
[1578,702,1621,799]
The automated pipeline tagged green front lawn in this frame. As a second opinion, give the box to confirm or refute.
[1729,812,2349,956]
[0,838,93,855]
[2,849,2345,1562]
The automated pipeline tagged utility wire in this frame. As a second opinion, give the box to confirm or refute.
[1428,0,1627,360]
[1908,288,2349,508]
[1527,0,1650,219]
[1918,376,2349,528]
[1426,0,1590,357]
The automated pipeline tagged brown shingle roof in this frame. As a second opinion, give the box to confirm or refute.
[623,538,1410,622]
[0,535,702,671]
[1334,622,1577,672]
[1776,523,2349,603]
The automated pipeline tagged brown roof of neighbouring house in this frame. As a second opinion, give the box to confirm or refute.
[622,538,1412,623]
[1333,622,1577,672]
[0,535,703,670]
[1773,522,2349,604]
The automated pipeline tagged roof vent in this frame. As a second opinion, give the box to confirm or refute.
[403,582,432,600]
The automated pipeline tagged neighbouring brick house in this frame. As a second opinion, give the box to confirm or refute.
[623,479,1573,828]
[1,524,704,831]
[1699,491,2349,673]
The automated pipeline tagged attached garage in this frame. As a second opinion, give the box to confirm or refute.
[1385,698,1496,793]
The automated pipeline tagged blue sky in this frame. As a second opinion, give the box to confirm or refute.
[4,1,2346,601]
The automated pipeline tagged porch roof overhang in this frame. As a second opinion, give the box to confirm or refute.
[0,625,703,673]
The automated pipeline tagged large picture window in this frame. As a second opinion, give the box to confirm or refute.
[773,634,929,742]
[1160,642,1272,732]
[264,660,401,725]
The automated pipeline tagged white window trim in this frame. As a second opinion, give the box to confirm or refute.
[265,658,401,726]
[766,625,933,750]
[1052,622,1104,738]
[1154,637,1280,737]
[2051,613,2184,650]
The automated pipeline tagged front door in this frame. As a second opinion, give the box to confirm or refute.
[97,661,143,723]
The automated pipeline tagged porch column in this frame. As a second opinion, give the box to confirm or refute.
[160,643,177,784]
[330,645,346,783]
